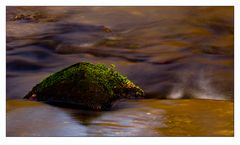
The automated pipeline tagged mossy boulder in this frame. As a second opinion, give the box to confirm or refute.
[24,62,144,110]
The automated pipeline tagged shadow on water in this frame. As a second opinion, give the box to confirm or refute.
[49,99,140,126]
[69,110,103,126]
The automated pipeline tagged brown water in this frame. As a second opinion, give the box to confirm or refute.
[6,6,234,136]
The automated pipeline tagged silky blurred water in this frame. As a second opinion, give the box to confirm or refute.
[6,7,234,136]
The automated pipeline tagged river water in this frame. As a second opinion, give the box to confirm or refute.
[6,6,234,136]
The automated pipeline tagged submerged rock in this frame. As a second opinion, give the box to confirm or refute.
[24,62,144,110]
[11,12,58,23]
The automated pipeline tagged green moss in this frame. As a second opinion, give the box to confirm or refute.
[24,62,144,110]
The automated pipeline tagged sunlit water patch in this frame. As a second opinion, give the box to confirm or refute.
[7,99,233,136]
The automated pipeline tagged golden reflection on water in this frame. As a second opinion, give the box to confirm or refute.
[7,99,233,136]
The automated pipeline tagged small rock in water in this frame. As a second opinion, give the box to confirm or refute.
[24,62,144,110]
[102,26,113,33]
[12,12,58,23]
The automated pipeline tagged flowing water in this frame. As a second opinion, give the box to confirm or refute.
[6,6,234,136]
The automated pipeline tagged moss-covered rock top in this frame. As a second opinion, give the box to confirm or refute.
[24,62,144,110]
